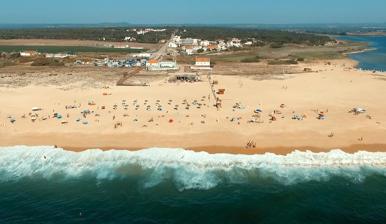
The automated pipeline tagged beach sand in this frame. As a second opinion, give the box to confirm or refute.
[1,59,385,154]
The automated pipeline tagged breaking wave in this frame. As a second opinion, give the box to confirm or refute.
[1,146,386,191]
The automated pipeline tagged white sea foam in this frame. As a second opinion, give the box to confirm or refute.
[1,146,386,190]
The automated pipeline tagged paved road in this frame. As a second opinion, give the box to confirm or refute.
[117,32,176,86]
[151,32,176,60]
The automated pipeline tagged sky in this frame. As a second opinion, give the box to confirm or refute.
[1,0,386,24]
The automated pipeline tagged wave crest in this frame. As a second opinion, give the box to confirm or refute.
[1,146,386,190]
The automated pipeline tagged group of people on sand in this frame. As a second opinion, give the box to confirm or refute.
[3,96,214,128]
[4,93,372,138]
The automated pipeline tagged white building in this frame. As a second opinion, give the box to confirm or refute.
[192,39,199,46]
[186,49,194,55]
[200,40,210,47]
[193,45,203,51]
[173,35,181,43]
[20,51,39,57]
[180,38,195,46]
[227,38,243,48]
[217,41,228,51]
[124,36,136,42]
[244,41,253,46]
[146,59,179,71]
[45,53,74,59]
[180,38,199,46]
[183,46,194,55]
[132,28,167,35]
[168,42,178,48]
[133,53,152,59]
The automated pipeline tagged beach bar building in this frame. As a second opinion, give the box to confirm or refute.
[191,57,212,70]
[169,73,201,82]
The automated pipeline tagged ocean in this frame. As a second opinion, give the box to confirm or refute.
[1,146,386,223]
[338,35,386,72]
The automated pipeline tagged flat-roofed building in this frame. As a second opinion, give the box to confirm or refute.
[146,60,179,71]
[20,50,39,57]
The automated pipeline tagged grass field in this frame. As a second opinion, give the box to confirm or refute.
[0,45,146,53]
[206,43,367,63]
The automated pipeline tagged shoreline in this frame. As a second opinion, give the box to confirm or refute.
[345,47,386,72]
[67,144,386,155]
[344,47,376,56]
[1,130,386,155]
[338,35,386,72]
[2,143,386,156]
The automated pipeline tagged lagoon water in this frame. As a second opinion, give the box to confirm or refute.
[1,146,386,223]
[338,35,386,72]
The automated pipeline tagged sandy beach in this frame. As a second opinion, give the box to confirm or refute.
[1,59,385,154]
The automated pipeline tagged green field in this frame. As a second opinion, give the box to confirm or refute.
[0,45,146,53]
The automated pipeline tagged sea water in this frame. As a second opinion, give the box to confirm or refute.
[1,146,386,223]
[338,35,386,72]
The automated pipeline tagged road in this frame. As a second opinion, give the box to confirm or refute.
[151,32,176,60]
[116,31,176,86]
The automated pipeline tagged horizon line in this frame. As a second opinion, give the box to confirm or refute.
[0,22,386,26]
